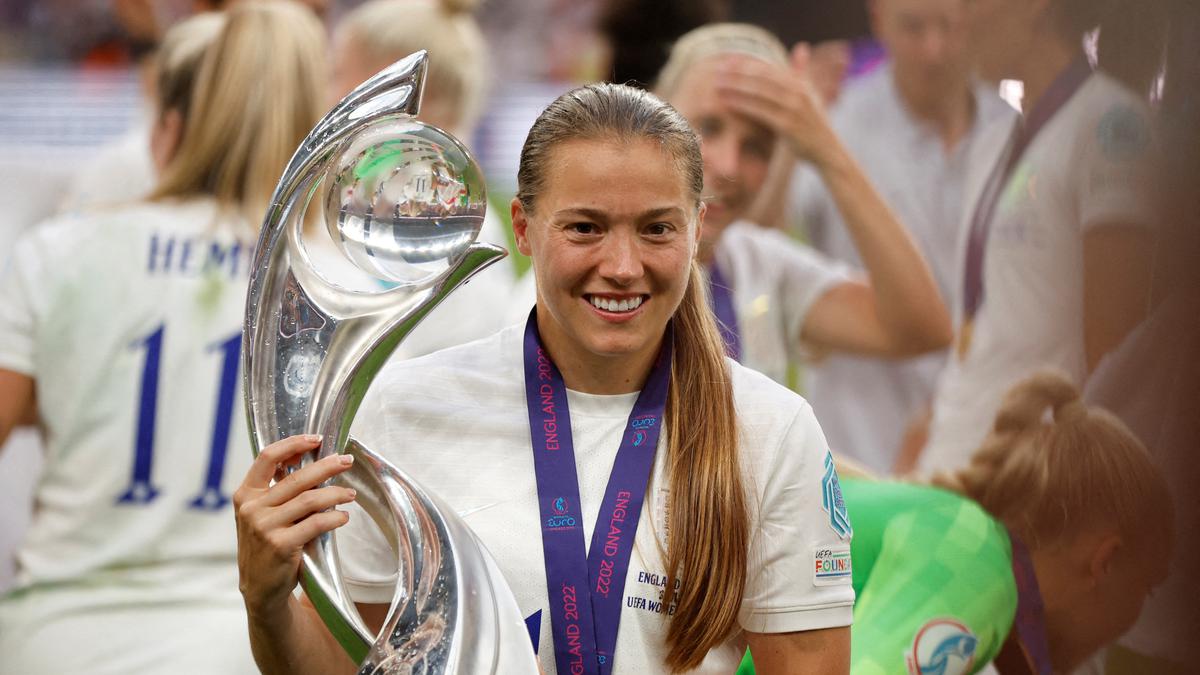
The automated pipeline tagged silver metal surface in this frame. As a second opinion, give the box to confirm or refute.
[242,51,537,674]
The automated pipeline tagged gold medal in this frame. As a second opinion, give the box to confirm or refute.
[956,319,974,361]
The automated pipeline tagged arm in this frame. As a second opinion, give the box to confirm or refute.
[1083,225,1153,371]
[747,42,850,232]
[234,435,363,675]
[0,369,35,448]
[717,56,951,357]
[746,626,850,674]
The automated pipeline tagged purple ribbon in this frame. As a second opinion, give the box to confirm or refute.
[1009,534,1053,675]
[522,310,673,675]
[961,57,1093,320]
[707,261,742,362]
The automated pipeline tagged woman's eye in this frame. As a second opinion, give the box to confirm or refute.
[568,222,596,235]
[646,222,672,236]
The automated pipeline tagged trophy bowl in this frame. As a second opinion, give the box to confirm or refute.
[324,121,487,287]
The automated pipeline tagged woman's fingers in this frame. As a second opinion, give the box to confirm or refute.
[278,509,352,550]
[259,484,358,530]
[241,434,324,491]
[261,453,355,508]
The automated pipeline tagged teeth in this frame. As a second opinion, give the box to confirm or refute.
[590,296,643,312]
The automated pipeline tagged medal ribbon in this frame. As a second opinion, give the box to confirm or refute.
[522,310,673,675]
[707,261,742,361]
[1009,534,1053,675]
[961,57,1093,321]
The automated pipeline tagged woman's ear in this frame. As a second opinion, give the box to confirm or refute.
[1087,533,1123,587]
[150,108,184,173]
[694,202,707,258]
[512,198,533,257]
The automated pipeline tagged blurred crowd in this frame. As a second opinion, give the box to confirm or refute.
[0,0,1196,673]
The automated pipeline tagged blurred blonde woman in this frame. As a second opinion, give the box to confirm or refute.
[319,0,518,357]
[0,4,325,673]
[738,370,1173,675]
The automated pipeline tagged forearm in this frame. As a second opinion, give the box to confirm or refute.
[816,145,951,353]
[0,369,36,449]
[248,592,357,675]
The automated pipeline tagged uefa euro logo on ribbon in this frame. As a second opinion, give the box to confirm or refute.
[242,51,538,673]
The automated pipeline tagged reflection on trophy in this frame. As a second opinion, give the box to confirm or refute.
[242,51,538,674]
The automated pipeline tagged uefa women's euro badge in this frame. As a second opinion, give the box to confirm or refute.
[242,51,538,674]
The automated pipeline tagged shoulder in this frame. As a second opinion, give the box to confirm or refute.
[728,360,825,473]
[1077,73,1155,161]
[829,67,896,131]
[729,358,810,428]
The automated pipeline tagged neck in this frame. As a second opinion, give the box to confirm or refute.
[1031,547,1086,673]
[894,72,976,152]
[1017,39,1078,116]
[535,304,662,395]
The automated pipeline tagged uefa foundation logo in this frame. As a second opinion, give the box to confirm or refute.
[906,618,978,675]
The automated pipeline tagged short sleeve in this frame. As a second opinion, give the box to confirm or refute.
[739,401,855,633]
[772,237,853,359]
[1076,98,1157,232]
[0,232,48,375]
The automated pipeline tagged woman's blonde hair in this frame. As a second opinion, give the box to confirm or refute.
[655,23,787,99]
[152,12,226,123]
[933,371,1173,554]
[149,1,326,229]
[516,83,748,672]
[335,0,486,132]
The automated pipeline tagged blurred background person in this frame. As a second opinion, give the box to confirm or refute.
[911,0,1164,475]
[0,4,325,672]
[325,0,518,358]
[1080,2,1199,671]
[651,23,952,389]
[784,0,1015,475]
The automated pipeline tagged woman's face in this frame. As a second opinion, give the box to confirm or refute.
[513,137,701,368]
[666,55,774,247]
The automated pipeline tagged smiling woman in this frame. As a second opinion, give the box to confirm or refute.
[235,83,855,675]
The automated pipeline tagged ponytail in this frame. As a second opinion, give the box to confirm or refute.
[933,371,1172,552]
[661,263,748,672]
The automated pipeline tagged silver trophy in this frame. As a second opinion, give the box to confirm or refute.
[242,51,538,674]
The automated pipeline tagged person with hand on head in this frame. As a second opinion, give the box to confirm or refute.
[739,371,1173,675]
[653,23,952,389]
[0,4,326,673]
[318,0,517,358]
[236,83,854,674]
[911,0,1164,476]
[782,0,1016,475]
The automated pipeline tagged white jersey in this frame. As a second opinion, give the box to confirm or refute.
[0,198,257,673]
[713,220,851,385]
[339,324,856,674]
[791,66,1015,472]
[920,72,1157,472]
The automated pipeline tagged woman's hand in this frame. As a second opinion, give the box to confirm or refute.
[233,435,357,618]
[714,49,843,168]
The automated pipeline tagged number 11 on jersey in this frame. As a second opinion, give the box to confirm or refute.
[117,324,242,511]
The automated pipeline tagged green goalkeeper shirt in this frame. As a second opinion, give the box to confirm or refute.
[738,478,1017,675]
